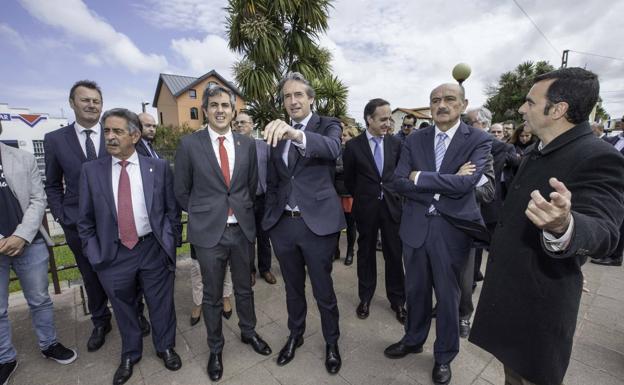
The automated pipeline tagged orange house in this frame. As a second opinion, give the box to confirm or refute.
[152,70,246,130]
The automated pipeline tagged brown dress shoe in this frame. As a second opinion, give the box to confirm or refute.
[261,271,277,284]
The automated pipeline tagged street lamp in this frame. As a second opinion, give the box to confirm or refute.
[452,63,472,85]
[141,101,150,113]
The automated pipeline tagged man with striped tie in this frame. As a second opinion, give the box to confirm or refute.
[385,83,492,385]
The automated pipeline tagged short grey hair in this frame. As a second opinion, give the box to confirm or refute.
[202,84,235,111]
[278,71,316,101]
[101,108,142,134]
[468,106,492,128]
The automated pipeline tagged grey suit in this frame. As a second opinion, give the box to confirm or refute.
[0,143,52,245]
[174,127,259,353]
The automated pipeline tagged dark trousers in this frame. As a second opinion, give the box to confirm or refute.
[62,224,112,327]
[250,194,272,274]
[96,235,176,361]
[270,216,340,344]
[355,203,404,306]
[473,222,496,281]
[336,212,356,254]
[607,219,624,262]
[402,216,471,364]
[195,226,256,353]
[459,248,475,320]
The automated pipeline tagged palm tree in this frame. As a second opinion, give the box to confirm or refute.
[226,0,349,128]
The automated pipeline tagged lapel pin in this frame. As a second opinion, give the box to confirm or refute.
[149,168,153,172]
[237,141,241,146]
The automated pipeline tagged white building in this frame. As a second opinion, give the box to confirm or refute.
[0,103,67,174]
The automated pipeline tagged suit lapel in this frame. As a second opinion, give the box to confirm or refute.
[100,157,118,222]
[98,129,106,158]
[64,124,87,162]
[440,124,468,172]
[382,135,393,178]
[198,130,227,187]
[0,147,21,206]
[422,127,436,171]
[357,133,379,178]
[139,157,154,214]
[230,133,243,187]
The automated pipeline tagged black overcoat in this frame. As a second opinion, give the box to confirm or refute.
[469,122,624,385]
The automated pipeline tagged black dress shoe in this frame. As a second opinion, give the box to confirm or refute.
[87,323,112,352]
[383,341,423,359]
[325,343,341,374]
[241,334,272,355]
[333,246,341,261]
[356,302,370,319]
[222,308,232,320]
[113,356,140,385]
[190,306,202,326]
[276,336,304,366]
[157,348,182,371]
[591,257,623,266]
[432,362,452,385]
[459,319,471,339]
[344,251,354,266]
[391,304,407,325]
[207,352,223,381]
[139,314,150,337]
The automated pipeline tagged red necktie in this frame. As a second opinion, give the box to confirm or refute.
[218,137,233,216]
[118,160,138,249]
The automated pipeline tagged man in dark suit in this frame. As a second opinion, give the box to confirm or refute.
[343,98,406,324]
[175,85,271,382]
[44,80,148,351]
[135,112,159,158]
[262,72,345,374]
[233,111,276,284]
[384,83,492,385]
[592,120,624,266]
[470,67,624,385]
[78,108,182,385]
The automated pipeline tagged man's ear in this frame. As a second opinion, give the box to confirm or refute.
[551,101,570,120]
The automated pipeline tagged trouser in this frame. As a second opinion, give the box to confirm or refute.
[0,239,57,363]
[336,212,356,254]
[250,194,272,274]
[195,226,256,353]
[459,248,476,320]
[96,235,176,361]
[190,249,233,307]
[270,216,340,344]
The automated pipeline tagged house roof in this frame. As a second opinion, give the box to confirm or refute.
[392,107,432,120]
[152,70,244,107]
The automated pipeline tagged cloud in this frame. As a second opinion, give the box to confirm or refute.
[0,23,28,52]
[170,34,239,77]
[133,0,228,34]
[18,0,168,73]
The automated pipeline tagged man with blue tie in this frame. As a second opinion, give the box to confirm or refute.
[343,98,406,324]
[78,108,181,385]
[136,113,159,159]
[384,83,492,385]
[262,72,345,374]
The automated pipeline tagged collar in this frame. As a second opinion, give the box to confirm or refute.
[366,130,383,142]
[434,119,461,140]
[74,121,101,135]
[207,125,234,143]
[291,112,313,129]
[112,150,139,166]
[141,138,152,147]
[537,121,593,155]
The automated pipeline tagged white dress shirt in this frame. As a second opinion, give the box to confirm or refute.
[282,112,310,211]
[141,138,158,158]
[74,121,101,158]
[111,151,151,237]
[207,126,237,223]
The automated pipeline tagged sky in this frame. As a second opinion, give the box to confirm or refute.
[1,0,623,125]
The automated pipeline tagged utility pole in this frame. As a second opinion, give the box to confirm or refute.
[561,49,569,68]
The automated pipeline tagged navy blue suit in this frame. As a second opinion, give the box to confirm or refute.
[262,113,345,344]
[393,122,492,364]
[43,123,111,327]
[78,154,180,360]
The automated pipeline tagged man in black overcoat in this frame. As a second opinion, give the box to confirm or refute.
[469,67,624,385]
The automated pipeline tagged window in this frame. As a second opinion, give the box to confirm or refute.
[190,107,199,120]
[32,140,46,179]
[189,89,197,99]
[208,81,217,87]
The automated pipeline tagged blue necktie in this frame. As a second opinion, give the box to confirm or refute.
[435,132,448,171]
[372,137,383,175]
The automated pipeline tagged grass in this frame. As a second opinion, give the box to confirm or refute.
[9,220,191,293]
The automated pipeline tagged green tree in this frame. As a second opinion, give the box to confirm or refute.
[226,0,349,128]
[484,61,555,123]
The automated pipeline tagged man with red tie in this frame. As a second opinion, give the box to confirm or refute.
[174,85,271,381]
[78,108,182,385]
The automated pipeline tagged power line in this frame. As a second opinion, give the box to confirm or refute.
[512,0,559,56]
[569,50,624,63]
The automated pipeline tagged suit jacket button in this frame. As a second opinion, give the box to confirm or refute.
[227,192,230,196]
[291,176,294,180]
